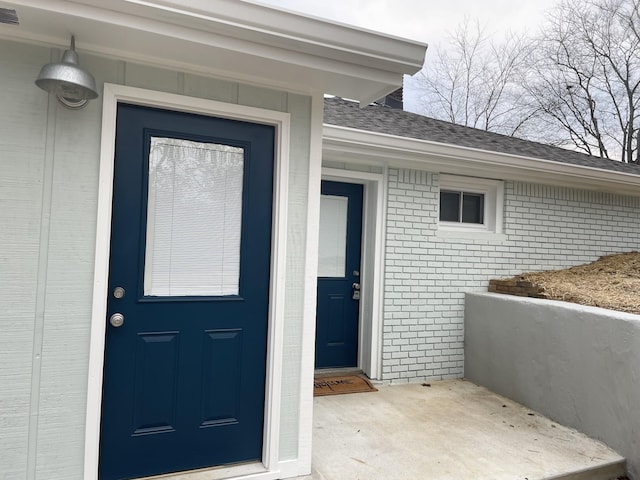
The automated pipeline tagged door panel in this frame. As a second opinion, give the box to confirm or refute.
[201,329,243,426]
[99,104,274,480]
[315,181,363,369]
[132,331,179,435]
[326,294,348,343]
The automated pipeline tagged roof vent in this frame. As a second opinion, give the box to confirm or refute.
[0,8,19,25]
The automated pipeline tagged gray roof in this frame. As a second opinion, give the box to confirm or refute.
[324,97,640,175]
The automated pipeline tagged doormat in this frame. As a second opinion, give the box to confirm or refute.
[313,374,378,397]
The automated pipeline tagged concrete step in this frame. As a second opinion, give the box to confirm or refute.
[308,380,627,480]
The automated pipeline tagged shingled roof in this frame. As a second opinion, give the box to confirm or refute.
[324,96,640,176]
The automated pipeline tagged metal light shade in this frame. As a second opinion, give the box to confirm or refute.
[35,36,98,104]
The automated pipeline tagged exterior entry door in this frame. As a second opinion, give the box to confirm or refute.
[315,181,363,369]
[99,104,275,480]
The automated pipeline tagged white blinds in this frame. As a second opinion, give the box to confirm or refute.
[144,137,244,296]
[317,195,348,278]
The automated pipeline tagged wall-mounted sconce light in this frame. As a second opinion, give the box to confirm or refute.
[35,36,98,109]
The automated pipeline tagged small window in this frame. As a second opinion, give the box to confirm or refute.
[439,175,503,234]
[439,191,484,224]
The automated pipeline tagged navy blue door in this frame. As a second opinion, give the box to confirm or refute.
[99,104,274,480]
[315,181,363,369]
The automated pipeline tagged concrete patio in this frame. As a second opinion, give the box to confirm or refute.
[305,380,625,480]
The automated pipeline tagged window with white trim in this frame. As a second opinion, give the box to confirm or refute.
[438,175,503,233]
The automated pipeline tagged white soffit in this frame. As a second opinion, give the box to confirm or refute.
[0,0,427,103]
[323,125,640,196]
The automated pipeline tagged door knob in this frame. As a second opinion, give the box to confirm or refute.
[110,313,125,328]
[352,282,360,290]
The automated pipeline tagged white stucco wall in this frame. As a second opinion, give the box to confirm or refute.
[381,168,640,383]
[465,292,640,479]
[0,38,313,479]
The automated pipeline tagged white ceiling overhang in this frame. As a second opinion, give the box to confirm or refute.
[0,0,427,103]
[323,125,640,196]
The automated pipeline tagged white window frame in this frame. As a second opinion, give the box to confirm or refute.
[438,174,503,234]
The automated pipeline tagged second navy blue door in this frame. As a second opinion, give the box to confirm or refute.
[99,104,274,480]
[315,181,363,369]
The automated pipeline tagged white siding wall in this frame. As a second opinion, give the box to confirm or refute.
[0,39,312,479]
[382,168,640,383]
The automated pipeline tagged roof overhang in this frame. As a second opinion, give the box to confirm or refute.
[0,0,427,103]
[323,124,640,196]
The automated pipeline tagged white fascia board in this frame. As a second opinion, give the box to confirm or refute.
[127,0,427,72]
[0,0,426,102]
[323,125,640,196]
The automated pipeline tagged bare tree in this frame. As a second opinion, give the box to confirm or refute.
[412,1,640,163]
[524,0,640,162]
[413,19,534,135]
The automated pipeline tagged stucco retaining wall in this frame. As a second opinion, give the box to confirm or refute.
[465,292,640,479]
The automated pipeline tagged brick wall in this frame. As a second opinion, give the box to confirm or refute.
[382,168,640,383]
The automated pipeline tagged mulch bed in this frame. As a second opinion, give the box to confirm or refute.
[508,252,640,315]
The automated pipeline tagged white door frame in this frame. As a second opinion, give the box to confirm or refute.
[320,167,386,379]
[84,84,291,480]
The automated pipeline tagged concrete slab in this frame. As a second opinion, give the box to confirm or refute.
[303,380,625,480]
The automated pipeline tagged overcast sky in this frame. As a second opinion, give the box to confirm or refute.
[256,0,563,110]
[256,0,562,44]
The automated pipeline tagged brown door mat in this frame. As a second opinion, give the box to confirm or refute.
[313,374,378,397]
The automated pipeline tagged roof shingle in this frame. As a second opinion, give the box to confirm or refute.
[324,97,640,175]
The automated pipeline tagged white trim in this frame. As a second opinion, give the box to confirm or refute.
[129,459,307,480]
[297,92,326,475]
[435,230,507,242]
[320,168,386,380]
[323,125,640,196]
[84,83,290,480]
[438,174,504,234]
[1,0,425,104]
[376,164,389,379]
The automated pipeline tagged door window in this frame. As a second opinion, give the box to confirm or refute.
[318,194,348,277]
[144,137,244,296]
